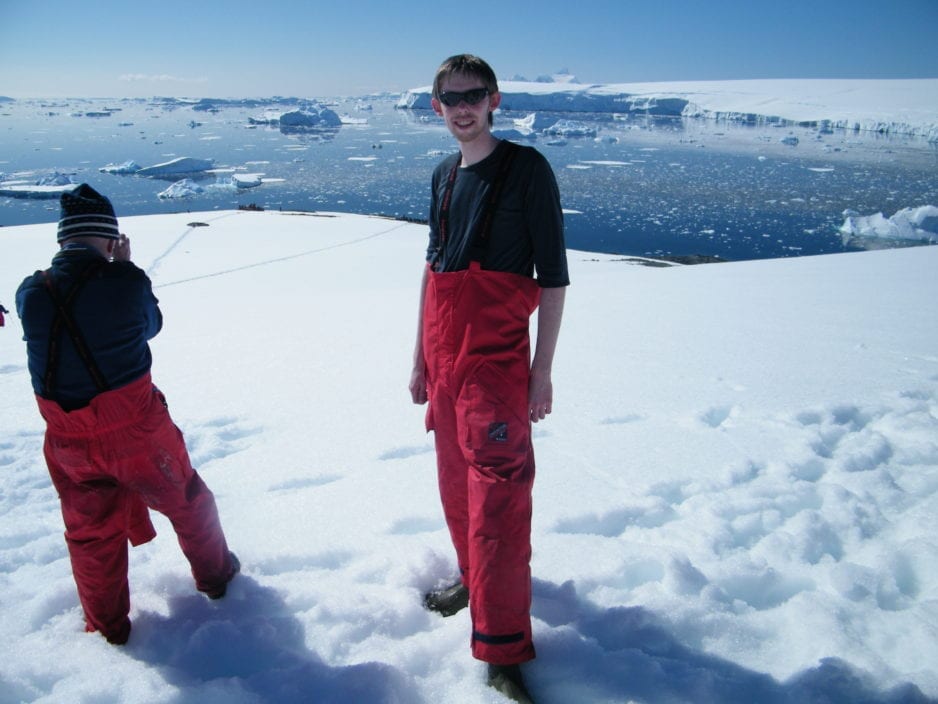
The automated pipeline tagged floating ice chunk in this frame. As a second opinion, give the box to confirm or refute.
[231,173,262,188]
[36,172,74,186]
[137,157,214,177]
[157,178,205,199]
[0,182,73,199]
[780,135,800,146]
[839,205,938,246]
[278,107,342,129]
[99,160,142,175]
[248,111,283,126]
[543,119,597,137]
[513,113,556,132]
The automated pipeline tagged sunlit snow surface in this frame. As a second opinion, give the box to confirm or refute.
[1,209,937,703]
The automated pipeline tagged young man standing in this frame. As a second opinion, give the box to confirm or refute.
[409,55,569,703]
[16,184,239,645]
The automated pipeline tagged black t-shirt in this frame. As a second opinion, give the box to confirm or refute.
[426,140,570,288]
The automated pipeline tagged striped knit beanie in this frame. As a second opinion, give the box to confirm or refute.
[57,184,120,242]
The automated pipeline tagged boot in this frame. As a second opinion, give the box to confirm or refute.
[487,664,534,703]
[423,580,469,616]
[206,552,241,600]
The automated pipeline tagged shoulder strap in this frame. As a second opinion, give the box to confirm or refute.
[41,261,110,397]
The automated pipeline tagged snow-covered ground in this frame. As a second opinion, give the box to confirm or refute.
[1,209,936,703]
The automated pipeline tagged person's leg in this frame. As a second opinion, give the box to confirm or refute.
[119,392,237,596]
[458,362,536,665]
[46,445,132,644]
[431,389,472,581]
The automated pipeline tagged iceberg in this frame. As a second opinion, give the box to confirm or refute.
[398,78,938,139]
[136,157,215,178]
[157,178,205,199]
[0,183,74,199]
[231,173,262,189]
[544,119,597,137]
[99,160,142,175]
[839,206,938,247]
[0,172,75,199]
[513,113,558,132]
[36,172,75,186]
[249,105,342,131]
[278,107,342,129]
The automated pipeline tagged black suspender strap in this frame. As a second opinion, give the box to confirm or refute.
[438,158,459,249]
[41,260,110,397]
[438,140,521,264]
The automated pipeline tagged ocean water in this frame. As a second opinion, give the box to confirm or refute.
[2,96,936,261]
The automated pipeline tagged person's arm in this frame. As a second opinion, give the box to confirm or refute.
[409,264,431,405]
[528,285,565,422]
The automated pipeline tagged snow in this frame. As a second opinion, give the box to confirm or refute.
[1,208,937,703]
[398,78,938,140]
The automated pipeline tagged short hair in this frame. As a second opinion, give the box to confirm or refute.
[432,54,499,99]
[432,54,499,126]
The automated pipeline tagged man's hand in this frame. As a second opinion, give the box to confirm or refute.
[112,234,132,262]
[528,367,553,423]
[409,363,428,405]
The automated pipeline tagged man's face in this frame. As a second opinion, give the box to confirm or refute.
[431,73,501,144]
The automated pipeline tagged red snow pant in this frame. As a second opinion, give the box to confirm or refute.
[423,262,541,664]
[37,372,234,643]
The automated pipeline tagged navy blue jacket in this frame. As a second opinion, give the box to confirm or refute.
[16,243,162,410]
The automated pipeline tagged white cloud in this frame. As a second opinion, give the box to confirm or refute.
[118,73,208,84]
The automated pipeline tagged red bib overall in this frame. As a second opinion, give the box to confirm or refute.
[423,262,541,664]
[37,372,233,643]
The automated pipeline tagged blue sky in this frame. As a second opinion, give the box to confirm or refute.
[1,0,936,98]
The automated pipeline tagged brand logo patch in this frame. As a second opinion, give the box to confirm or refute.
[488,422,509,443]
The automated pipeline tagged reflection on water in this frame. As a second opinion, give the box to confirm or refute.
[1,96,936,261]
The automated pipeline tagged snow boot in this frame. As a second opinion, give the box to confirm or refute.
[207,552,241,600]
[487,664,534,703]
[423,580,469,616]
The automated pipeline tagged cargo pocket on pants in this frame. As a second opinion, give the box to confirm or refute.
[461,363,530,477]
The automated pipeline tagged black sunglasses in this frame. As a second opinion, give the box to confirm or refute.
[438,88,489,107]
